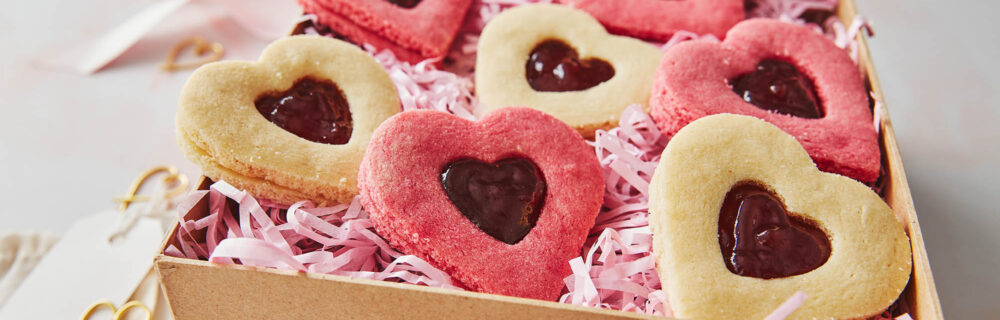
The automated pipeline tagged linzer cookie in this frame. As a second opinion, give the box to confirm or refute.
[298,0,473,64]
[475,4,662,138]
[650,19,880,183]
[176,35,400,206]
[558,0,744,40]
[648,114,911,319]
[358,107,603,300]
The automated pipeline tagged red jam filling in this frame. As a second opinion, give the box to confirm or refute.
[800,9,834,25]
[440,158,546,245]
[386,0,421,8]
[718,182,831,279]
[730,59,824,119]
[254,77,353,145]
[525,39,615,92]
[743,0,758,14]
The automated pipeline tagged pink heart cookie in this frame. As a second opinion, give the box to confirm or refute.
[358,108,603,300]
[650,19,880,183]
[559,0,745,40]
[298,0,474,64]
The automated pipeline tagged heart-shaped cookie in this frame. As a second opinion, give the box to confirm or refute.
[298,0,474,64]
[648,114,911,319]
[558,0,745,40]
[649,19,880,183]
[358,107,603,300]
[176,35,400,206]
[475,4,662,138]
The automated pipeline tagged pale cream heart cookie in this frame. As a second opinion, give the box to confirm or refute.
[475,4,662,138]
[176,35,400,206]
[648,114,911,319]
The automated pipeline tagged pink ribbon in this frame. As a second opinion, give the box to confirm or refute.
[58,0,300,74]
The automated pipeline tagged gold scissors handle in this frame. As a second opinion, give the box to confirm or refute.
[160,36,225,72]
[81,301,116,319]
[113,165,189,211]
[81,300,152,320]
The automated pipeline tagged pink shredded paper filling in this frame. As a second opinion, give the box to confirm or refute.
[558,104,669,315]
[765,291,809,320]
[167,0,907,318]
[166,182,460,289]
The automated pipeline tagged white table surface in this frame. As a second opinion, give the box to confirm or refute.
[1,0,996,318]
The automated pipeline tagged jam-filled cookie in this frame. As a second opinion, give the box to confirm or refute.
[648,114,911,319]
[358,107,603,300]
[298,0,474,64]
[475,4,662,138]
[650,19,880,183]
[558,0,744,40]
[176,35,400,206]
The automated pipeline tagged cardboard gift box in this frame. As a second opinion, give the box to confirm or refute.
[154,1,944,318]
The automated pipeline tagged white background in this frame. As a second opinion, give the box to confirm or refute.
[0,0,996,318]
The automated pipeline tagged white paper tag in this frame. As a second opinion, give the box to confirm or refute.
[66,0,191,74]
[0,210,166,319]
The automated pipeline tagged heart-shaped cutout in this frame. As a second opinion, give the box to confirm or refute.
[176,36,400,206]
[358,107,603,300]
[254,76,353,145]
[526,40,615,92]
[648,114,911,319]
[441,158,546,245]
[650,19,880,183]
[729,59,824,119]
[718,182,830,279]
[558,0,745,40]
[298,0,473,64]
[476,4,662,138]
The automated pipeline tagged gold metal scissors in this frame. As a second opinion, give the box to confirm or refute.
[160,36,224,72]
[81,300,152,320]
[113,165,189,211]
